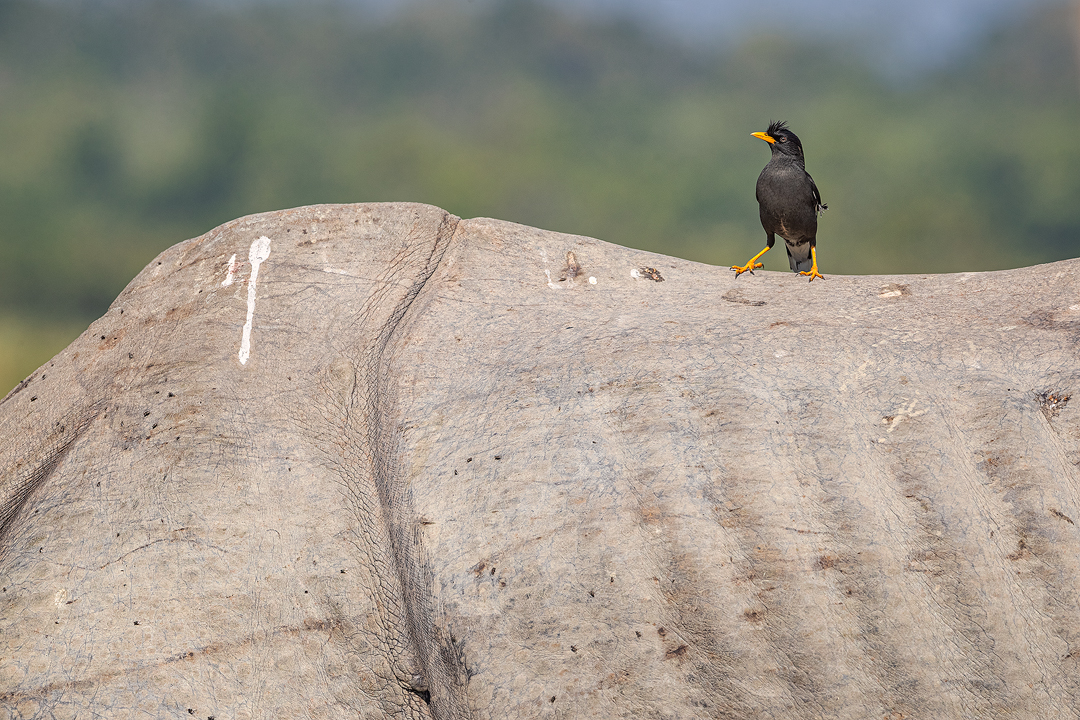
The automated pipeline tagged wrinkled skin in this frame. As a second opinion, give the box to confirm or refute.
[2,203,1080,719]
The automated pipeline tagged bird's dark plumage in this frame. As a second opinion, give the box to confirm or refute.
[732,120,827,281]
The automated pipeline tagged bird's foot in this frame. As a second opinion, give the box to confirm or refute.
[731,261,763,277]
[798,247,824,282]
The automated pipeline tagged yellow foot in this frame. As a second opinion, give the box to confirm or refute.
[798,246,824,282]
[731,261,763,277]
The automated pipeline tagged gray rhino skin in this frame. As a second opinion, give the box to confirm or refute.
[2,202,1080,719]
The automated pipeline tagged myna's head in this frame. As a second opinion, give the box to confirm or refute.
[752,120,805,160]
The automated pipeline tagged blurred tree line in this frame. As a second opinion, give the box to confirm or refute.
[1,0,1078,393]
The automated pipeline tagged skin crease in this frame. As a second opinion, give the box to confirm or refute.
[732,120,826,281]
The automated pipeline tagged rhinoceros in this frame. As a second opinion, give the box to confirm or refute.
[2,202,1079,719]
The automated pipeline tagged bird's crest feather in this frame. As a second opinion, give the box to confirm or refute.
[766,120,789,136]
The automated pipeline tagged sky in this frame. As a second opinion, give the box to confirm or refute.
[338,0,1069,72]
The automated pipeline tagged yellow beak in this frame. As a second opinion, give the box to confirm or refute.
[751,131,776,144]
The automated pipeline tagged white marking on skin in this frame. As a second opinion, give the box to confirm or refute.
[630,269,641,279]
[538,248,562,289]
[589,277,597,285]
[878,290,902,298]
[54,588,68,607]
[238,236,271,365]
[222,254,237,286]
[884,398,928,433]
[838,357,873,393]
[322,268,353,277]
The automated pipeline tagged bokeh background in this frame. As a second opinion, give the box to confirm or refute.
[1,0,1079,395]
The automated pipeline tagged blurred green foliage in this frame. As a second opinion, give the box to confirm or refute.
[1,0,1078,394]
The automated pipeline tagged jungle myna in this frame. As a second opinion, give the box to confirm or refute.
[732,120,827,281]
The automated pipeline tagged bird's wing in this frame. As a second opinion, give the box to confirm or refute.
[806,170,827,213]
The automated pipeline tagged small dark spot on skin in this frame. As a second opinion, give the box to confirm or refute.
[151,424,157,429]
[1039,391,1070,418]
[490,567,496,575]
[96,482,100,487]
[570,646,578,652]
[188,710,194,715]
[657,627,667,637]
[721,289,766,306]
[588,590,594,598]
[143,410,150,417]
[100,335,106,340]
[665,645,689,660]
[454,469,458,475]
[340,569,346,574]
[134,621,140,626]
[128,353,133,359]
[638,267,664,281]
[494,455,502,460]
[550,696,556,703]
[635,631,641,638]
[30,396,36,401]
[1050,508,1075,525]
[474,562,486,576]
[817,555,836,570]
[466,457,472,462]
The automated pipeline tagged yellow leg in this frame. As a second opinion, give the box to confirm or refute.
[731,245,770,277]
[798,246,824,282]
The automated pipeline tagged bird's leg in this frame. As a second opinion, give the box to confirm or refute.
[798,246,824,282]
[731,246,770,277]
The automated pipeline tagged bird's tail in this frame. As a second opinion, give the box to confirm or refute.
[786,242,813,273]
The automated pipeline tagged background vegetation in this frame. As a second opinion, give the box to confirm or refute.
[1,0,1078,394]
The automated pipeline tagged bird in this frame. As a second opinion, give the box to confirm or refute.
[732,120,827,282]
